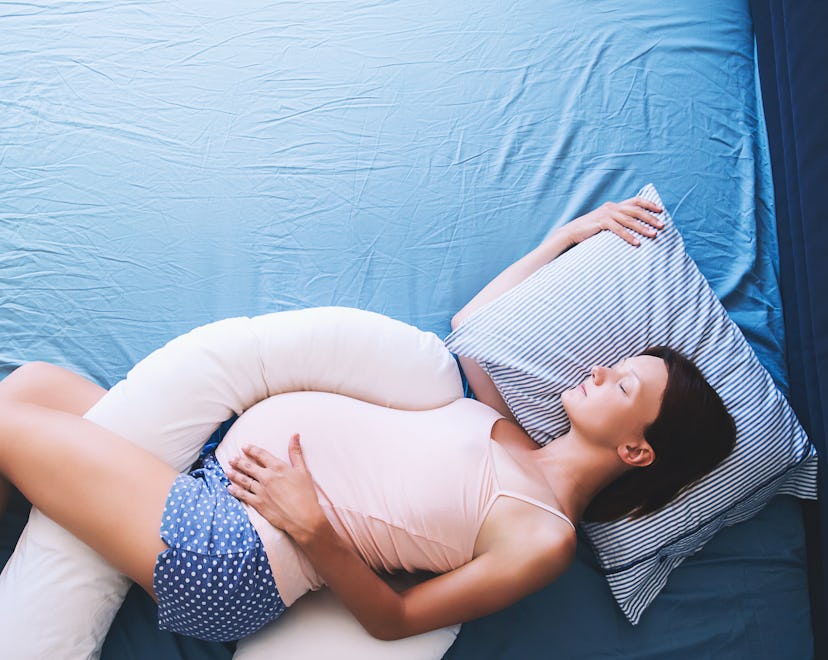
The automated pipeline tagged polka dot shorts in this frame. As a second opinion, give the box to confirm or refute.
[153,453,286,642]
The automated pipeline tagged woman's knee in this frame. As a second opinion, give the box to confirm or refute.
[9,361,57,384]
[0,362,107,414]
[1,362,53,398]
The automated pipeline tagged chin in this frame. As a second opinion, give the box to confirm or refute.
[560,389,574,415]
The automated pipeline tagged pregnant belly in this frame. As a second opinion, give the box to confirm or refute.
[214,391,500,569]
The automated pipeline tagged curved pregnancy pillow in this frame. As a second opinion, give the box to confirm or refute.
[0,307,463,660]
[234,574,458,660]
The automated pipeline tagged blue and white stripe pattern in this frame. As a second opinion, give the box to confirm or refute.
[445,183,817,624]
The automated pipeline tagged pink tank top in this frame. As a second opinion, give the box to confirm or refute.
[214,392,574,606]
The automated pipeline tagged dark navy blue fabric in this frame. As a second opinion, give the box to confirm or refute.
[451,354,476,402]
[751,1,828,654]
[445,496,813,660]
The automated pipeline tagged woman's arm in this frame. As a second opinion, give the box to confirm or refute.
[450,228,574,331]
[226,439,574,640]
[451,196,663,329]
[451,196,663,416]
[295,516,573,641]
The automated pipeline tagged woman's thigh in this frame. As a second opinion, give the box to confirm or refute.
[0,401,177,596]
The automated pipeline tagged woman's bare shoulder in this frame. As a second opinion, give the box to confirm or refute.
[516,509,576,553]
[476,495,576,563]
[493,519,576,587]
[490,417,537,450]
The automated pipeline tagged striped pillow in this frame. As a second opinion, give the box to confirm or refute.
[444,183,817,624]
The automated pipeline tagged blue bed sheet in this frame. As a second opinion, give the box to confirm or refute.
[0,0,811,657]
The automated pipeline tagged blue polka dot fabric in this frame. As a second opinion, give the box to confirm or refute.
[153,453,286,642]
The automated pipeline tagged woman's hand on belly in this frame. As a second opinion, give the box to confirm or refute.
[226,434,328,544]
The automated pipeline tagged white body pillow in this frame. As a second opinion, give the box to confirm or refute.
[234,574,459,660]
[0,307,463,659]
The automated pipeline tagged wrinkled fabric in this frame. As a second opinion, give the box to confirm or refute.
[0,0,786,390]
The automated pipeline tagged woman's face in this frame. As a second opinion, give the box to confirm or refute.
[561,355,668,446]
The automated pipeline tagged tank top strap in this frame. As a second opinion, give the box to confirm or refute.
[495,490,576,532]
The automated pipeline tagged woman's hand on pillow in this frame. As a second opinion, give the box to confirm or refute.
[227,435,328,544]
[562,196,663,247]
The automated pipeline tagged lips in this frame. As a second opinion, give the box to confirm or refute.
[580,384,587,396]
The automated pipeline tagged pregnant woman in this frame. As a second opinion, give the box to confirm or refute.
[0,198,735,643]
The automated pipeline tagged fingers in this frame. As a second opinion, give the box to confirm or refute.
[622,197,662,219]
[624,197,664,229]
[629,196,663,214]
[229,453,267,481]
[226,436,306,503]
[607,221,641,245]
[226,481,253,502]
[608,210,648,245]
[226,468,256,502]
[605,198,665,246]
[226,466,257,491]
[227,447,275,497]
[241,444,279,468]
[288,434,306,469]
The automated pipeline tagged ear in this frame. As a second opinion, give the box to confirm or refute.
[617,439,655,468]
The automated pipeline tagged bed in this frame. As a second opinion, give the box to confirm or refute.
[0,1,820,658]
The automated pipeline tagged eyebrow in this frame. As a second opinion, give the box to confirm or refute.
[619,360,641,386]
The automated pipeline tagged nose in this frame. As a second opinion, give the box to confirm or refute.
[591,365,607,385]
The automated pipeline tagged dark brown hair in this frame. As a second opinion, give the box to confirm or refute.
[583,346,736,523]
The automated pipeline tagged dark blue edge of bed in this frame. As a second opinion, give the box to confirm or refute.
[751,0,828,655]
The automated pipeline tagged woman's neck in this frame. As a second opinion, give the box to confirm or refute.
[528,431,627,523]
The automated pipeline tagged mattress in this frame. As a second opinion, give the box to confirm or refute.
[0,0,811,657]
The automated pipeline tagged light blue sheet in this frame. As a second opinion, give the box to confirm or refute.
[0,1,809,658]
[0,0,786,388]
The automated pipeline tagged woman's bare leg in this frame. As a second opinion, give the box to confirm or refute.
[0,362,108,515]
[0,361,107,413]
[0,400,177,597]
